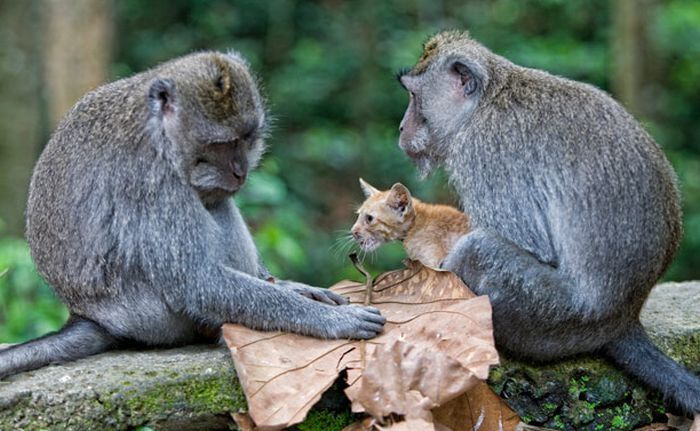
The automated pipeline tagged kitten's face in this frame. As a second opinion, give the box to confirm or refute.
[351,179,415,252]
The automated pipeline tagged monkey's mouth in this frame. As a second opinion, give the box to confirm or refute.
[400,142,431,163]
[403,148,424,160]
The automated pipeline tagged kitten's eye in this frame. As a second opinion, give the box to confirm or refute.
[365,214,374,223]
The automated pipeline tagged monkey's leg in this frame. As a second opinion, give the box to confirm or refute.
[174,265,384,340]
[0,316,117,379]
[442,229,615,360]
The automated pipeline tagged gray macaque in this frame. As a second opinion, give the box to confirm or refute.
[397,31,699,416]
[0,51,384,379]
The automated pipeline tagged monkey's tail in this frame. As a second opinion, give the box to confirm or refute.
[0,315,117,379]
[604,323,700,415]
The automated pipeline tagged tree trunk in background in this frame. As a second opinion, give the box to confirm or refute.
[0,1,46,237]
[43,0,114,128]
[0,0,114,237]
[612,0,654,119]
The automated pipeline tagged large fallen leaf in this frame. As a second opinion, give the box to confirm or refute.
[223,260,516,431]
[432,382,521,430]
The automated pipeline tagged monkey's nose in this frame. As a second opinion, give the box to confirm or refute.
[231,161,247,182]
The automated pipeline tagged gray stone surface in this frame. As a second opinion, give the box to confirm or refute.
[0,345,244,430]
[641,282,700,367]
[0,282,697,431]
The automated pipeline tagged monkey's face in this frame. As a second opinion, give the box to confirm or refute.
[147,52,268,203]
[397,32,487,178]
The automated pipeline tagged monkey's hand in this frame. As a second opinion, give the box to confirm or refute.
[277,280,349,306]
[320,305,385,339]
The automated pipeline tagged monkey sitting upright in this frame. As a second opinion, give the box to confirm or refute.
[0,51,384,379]
[396,31,699,417]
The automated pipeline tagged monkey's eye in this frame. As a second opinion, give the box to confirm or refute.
[365,214,374,223]
[242,130,255,142]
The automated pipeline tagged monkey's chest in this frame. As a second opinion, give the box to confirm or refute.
[209,201,260,277]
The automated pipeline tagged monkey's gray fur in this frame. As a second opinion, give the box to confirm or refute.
[398,31,698,415]
[0,51,384,379]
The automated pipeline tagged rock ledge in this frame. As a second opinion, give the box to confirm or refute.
[0,282,697,431]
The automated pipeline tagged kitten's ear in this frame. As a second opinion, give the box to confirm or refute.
[359,178,380,197]
[387,183,412,214]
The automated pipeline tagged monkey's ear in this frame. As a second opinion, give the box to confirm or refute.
[148,78,177,116]
[451,61,478,95]
[387,183,412,214]
[359,178,380,197]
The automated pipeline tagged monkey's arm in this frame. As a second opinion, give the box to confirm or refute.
[442,229,591,326]
[254,248,347,305]
[210,200,346,306]
[256,258,348,305]
[275,279,348,305]
[172,263,378,339]
[256,256,274,280]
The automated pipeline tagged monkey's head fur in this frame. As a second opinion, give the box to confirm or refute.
[397,31,496,178]
[147,51,268,203]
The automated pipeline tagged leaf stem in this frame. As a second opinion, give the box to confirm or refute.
[349,253,374,370]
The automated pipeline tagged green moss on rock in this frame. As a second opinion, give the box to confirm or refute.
[295,410,354,431]
[488,356,666,431]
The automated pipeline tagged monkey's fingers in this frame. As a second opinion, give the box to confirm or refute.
[360,306,385,321]
[322,289,349,305]
[307,289,338,305]
[360,321,385,333]
[295,285,348,306]
[354,330,382,340]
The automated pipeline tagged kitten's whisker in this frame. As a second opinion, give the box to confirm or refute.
[331,234,357,259]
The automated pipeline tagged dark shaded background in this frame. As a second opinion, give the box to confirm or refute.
[1,0,698,343]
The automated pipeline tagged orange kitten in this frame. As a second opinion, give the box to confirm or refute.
[351,178,470,268]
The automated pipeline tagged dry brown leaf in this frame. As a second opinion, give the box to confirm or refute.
[433,382,521,431]
[342,417,376,431]
[515,425,558,431]
[353,337,474,420]
[634,425,673,431]
[224,329,356,430]
[377,418,448,431]
[232,411,257,431]
[223,260,514,431]
[347,300,494,419]
[661,413,700,431]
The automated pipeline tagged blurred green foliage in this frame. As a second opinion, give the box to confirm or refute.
[0,236,68,343]
[1,0,698,342]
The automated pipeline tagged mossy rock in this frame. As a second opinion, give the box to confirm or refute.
[488,282,700,431]
[0,345,245,430]
[0,282,697,430]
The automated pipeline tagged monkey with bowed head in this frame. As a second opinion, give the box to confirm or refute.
[0,51,384,379]
[397,31,699,416]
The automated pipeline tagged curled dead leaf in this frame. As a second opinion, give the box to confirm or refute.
[223,260,516,431]
[690,415,700,431]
